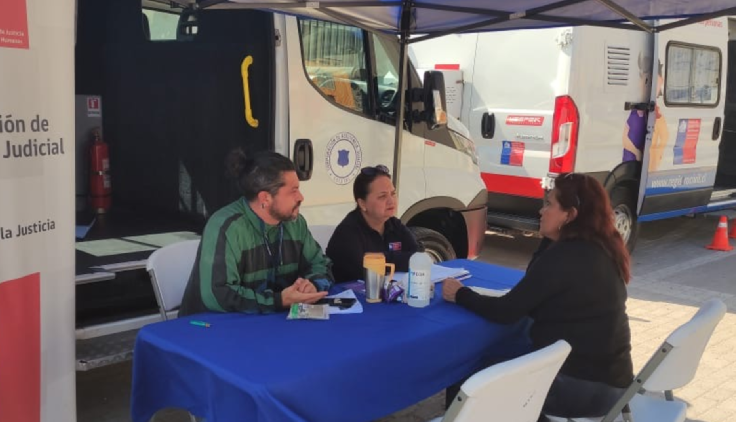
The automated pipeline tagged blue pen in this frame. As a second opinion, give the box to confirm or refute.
[190,320,211,328]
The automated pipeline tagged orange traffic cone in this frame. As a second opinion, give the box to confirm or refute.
[707,216,733,251]
[730,219,736,239]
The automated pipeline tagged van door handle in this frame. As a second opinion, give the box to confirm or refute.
[624,102,653,111]
[713,117,722,140]
[293,139,313,181]
[481,112,495,139]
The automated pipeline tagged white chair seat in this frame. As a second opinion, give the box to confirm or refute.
[629,394,687,422]
[546,394,686,422]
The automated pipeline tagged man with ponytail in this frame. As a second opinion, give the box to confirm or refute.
[443,173,633,420]
[179,149,332,316]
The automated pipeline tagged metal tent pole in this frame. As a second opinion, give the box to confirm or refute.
[392,0,414,194]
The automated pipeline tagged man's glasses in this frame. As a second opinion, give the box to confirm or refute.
[361,164,390,176]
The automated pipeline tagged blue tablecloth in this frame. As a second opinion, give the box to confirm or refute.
[131,259,530,422]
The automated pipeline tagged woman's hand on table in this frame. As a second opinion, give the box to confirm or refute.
[442,278,465,303]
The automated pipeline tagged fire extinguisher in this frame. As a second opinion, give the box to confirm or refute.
[89,128,112,213]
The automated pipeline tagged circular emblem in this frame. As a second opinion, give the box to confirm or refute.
[325,132,362,185]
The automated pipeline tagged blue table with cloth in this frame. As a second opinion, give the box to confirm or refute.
[131,259,531,422]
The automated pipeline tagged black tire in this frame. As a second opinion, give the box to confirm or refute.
[410,227,456,263]
[610,186,639,253]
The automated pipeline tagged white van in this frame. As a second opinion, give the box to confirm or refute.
[70,0,486,369]
[410,17,736,249]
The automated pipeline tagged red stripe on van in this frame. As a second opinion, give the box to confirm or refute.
[0,273,40,422]
[434,64,460,70]
[481,173,544,198]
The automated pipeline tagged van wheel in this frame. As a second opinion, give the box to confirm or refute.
[410,227,457,263]
[611,186,639,252]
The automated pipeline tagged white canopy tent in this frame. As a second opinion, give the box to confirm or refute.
[165,0,736,189]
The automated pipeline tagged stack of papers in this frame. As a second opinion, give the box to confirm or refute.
[430,265,470,283]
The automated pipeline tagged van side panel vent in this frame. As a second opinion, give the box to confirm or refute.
[606,45,630,86]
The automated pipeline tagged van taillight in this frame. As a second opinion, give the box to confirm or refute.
[549,95,579,174]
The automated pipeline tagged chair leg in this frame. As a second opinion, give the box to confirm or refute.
[621,404,633,422]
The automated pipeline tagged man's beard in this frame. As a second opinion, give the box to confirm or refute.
[269,202,301,222]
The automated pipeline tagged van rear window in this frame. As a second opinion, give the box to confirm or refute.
[665,43,721,107]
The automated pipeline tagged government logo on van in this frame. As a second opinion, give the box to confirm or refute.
[325,132,362,185]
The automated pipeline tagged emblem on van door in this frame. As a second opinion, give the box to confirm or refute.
[516,133,544,141]
[325,132,363,185]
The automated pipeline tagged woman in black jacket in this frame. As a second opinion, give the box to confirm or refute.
[443,173,633,419]
[326,165,420,283]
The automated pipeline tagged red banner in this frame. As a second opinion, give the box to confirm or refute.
[0,273,40,422]
[0,0,30,49]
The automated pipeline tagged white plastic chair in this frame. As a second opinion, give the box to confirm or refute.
[546,298,727,422]
[146,239,202,422]
[146,239,201,321]
[309,224,336,251]
[429,340,571,422]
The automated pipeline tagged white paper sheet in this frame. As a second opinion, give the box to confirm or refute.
[326,289,364,314]
[430,265,469,283]
[392,264,470,285]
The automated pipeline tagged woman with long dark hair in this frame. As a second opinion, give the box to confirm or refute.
[443,173,633,419]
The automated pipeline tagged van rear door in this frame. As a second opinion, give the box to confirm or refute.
[638,18,727,220]
[469,28,572,220]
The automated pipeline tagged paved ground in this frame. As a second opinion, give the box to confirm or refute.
[77,214,736,422]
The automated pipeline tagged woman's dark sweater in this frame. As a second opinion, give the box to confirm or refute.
[326,209,419,283]
[456,238,634,388]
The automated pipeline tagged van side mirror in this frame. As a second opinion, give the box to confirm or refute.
[422,71,448,130]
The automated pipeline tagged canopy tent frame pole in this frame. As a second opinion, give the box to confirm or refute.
[593,0,652,32]
[391,0,414,195]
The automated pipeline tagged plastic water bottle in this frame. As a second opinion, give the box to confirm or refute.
[407,252,432,308]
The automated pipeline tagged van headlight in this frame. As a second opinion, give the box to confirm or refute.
[449,130,479,165]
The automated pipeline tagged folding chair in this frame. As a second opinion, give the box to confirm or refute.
[547,298,727,422]
[309,224,336,252]
[146,239,201,321]
[146,239,201,422]
[429,340,571,422]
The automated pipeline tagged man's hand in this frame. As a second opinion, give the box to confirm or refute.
[281,282,327,308]
[294,277,317,293]
[442,278,465,303]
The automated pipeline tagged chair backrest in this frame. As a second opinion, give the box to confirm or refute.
[309,225,336,251]
[644,298,727,391]
[444,340,571,422]
[146,239,201,320]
